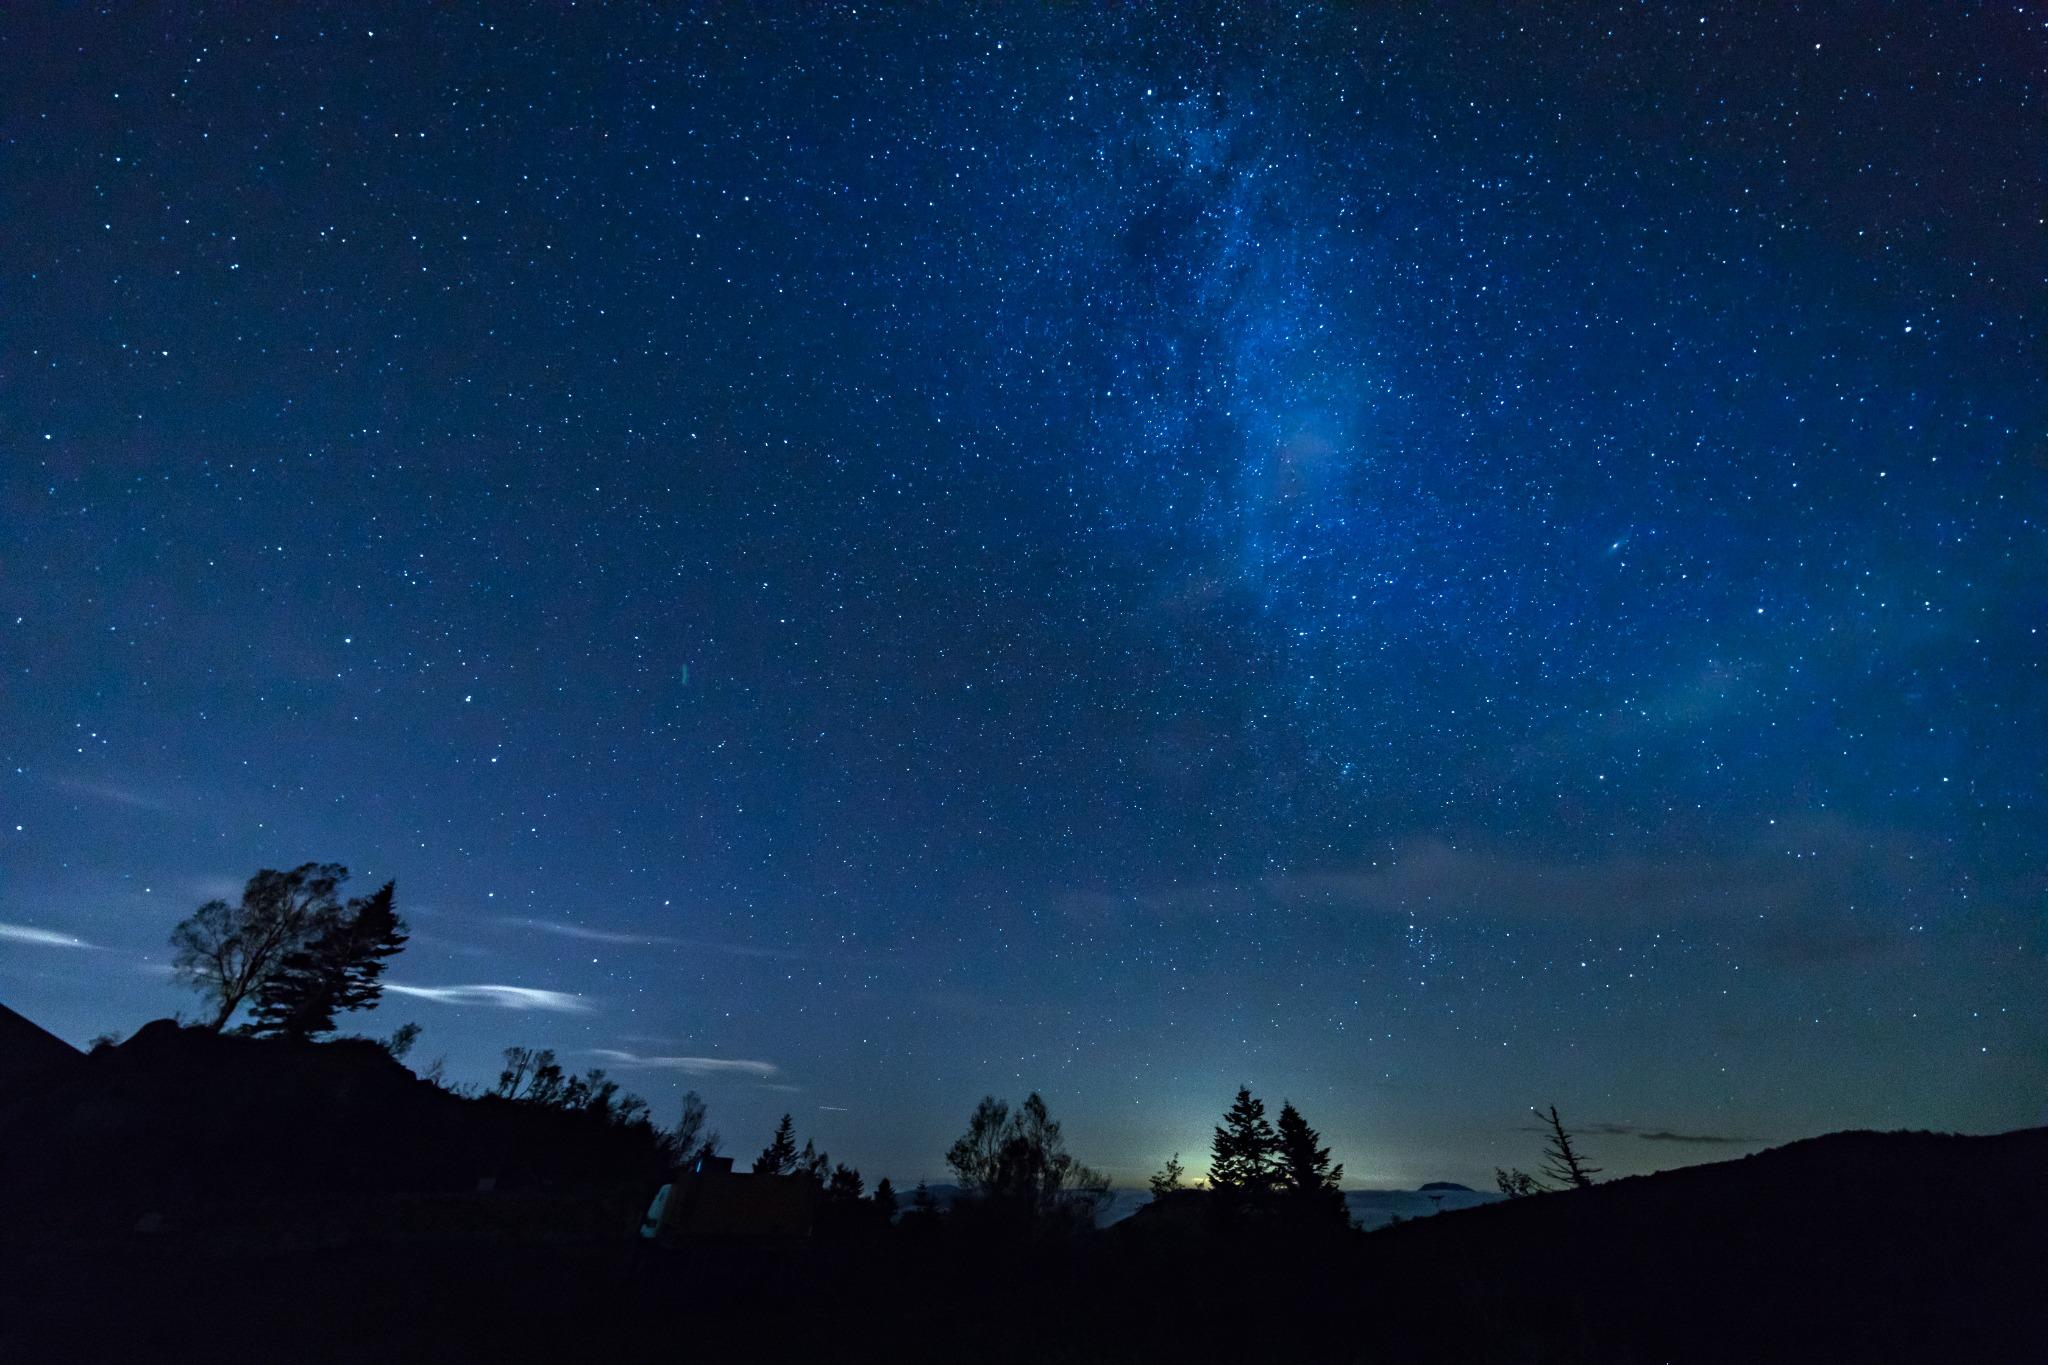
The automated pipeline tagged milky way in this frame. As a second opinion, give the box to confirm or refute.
[3,4,2041,1187]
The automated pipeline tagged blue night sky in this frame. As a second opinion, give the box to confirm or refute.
[3,3,2042,1190]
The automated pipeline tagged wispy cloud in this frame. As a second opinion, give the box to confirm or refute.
[385,983,592,1013]
[1061,818,1946,969]
[588,1048,777,1077]
[498,917,803,959]
[500,917,677,946]
[0,922,98,950]
[50,776,175,813]
[1594,1122,1764,1146]
[1533,1120,1765,1146]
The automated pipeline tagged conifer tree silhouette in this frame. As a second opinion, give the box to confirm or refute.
[754,1113,801,1175]
[1275,1102,1343,1198]
[1209,1087,1280,1193]
[250,881,407,1040]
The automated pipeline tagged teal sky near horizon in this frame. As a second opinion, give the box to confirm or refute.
[3,3,2043,1191]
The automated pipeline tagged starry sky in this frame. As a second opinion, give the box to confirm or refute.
[3,3,2043,1191]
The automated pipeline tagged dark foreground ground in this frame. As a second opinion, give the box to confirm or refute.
[2,1022,2043,1362]
[6,1126,2046,1364]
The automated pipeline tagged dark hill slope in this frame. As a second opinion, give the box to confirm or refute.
[0,1032,2040,1365]
[0,1000,82,1091]
[0,1019,667,1238]
[1356,1126,2048,1361]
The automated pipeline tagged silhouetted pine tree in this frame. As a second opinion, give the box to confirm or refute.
[1209,1087,1280,1193]
[1275,1102,1346,1221]
[872,1177,898,1219]
[754,1114,800,1175]
[249,881,407,1040]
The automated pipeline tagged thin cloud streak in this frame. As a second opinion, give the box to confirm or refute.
[1523,1120,1766,1146]
[0,922,98,950]
[501,917,677,946]
[588,1048,777,1077]
[385,983,593,1012]
[1626,1128,1765,1146]
[49,776,176,813]
[499,917,803,959]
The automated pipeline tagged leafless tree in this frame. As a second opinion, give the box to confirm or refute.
[1537,1104,1602,1189]
[168,864,346,1030]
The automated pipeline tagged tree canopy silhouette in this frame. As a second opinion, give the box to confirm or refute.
[827,1163,864,1201]
[945,1092,1109,1223]
[754,1113,801,1175]
[249,881,408,1040]
[1494,1166,1544,1198]
[169,863,348,1031]
[1149,1152,1186,1197]
[1275,1102,1345,1218]
[1209,1086,1280,1194]
[660,1090,719,1172]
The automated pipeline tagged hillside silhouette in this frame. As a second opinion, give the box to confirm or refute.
[0,1014,2042,1362]
[0,1019,669,1245]
[1354,1125,2048,1361]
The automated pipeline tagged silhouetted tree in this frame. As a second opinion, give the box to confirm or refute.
[945,1092,1109,1222]
[1149,1153,1187,1197]
[566,1069,625,1119]
[1494,1166,1544,1198]
[526,1055,568,1106]
[249,881,408,1040]
[169,863,346,1030]
[1209,1087,1280,1194]
[828,1163,865,1201]
[755,1114,801,1175]
[87,1031,123,1053]
[660,1090,719,1171]
[382,1022,422,1061]
[496,1046,570,1102]
[489,1044,665,1153]
[1275,1102,1345,1214]
[872,1177,899,1219]
[910,1180,939,1216]
[1537,1104,1601,1189]
[489,1047,532,1096]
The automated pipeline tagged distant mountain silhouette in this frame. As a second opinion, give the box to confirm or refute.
[1417,1179,1473,1191]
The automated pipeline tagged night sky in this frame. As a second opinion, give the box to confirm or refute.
[4,4,2043,1191]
